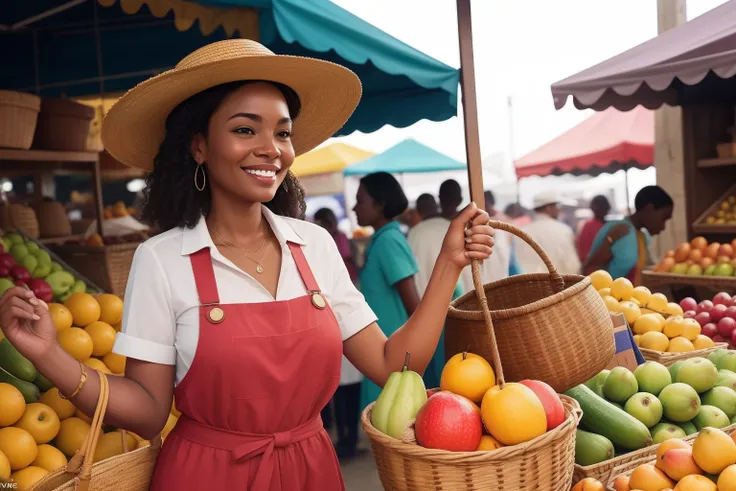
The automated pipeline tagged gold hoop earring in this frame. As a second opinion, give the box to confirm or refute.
[194,163,206,192]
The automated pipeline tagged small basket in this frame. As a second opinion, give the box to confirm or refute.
[1,201,40,239]
[361,260,582,491]
[51,242,139,297]
[0,90,40,149]
[36,200,73,238]
[446,220,615,393]
[30,372,162,491]
[638,342,729,367]
[32,98,96,151]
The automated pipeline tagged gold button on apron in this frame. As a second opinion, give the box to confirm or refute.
[310,292,326,310]
[208,307,225,323]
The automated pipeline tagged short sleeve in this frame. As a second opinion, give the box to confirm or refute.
[374,232,419,286]
[320,231,377,341]
[112,243,177,365]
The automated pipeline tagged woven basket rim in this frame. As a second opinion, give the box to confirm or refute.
[360,394,581,464]
[447,273,592,321]
[639,342,728,359]
[0,90,41,111]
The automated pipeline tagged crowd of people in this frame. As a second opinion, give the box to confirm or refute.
[311,172,675,460]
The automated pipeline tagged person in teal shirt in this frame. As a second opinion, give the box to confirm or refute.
[353,172,422,409]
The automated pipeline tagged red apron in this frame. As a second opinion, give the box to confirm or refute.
[149,242,345,491]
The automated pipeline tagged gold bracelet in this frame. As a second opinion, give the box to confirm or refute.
[60,361,88,400]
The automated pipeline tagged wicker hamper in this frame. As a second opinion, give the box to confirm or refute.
[445,220,615,393]
[51,242,139,297]
[36,200,73,238]
[1,201,41,239]
[0,90,40,149]
[32,98,96,151]
[361,260,582,491]
[639,342,729,367]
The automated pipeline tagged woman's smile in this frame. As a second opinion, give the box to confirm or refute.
[241,164,281,185]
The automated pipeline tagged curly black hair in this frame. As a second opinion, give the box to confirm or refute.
[140,80,308,231]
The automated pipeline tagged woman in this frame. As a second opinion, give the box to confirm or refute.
[0,40,494,491]
[353,172,426,408]
[576,195,611,263]
[314,207,358,282]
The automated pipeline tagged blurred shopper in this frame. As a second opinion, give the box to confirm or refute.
[515,192,581,275]
[585,186,673,285]
[352,172,420,409]
[505,202,532,228]
[314,208,362,459]
[439,179,463,219]
[576,195,611,263]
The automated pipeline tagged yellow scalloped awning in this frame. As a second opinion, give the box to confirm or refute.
[97,0,259,37]
[290,143,374,178]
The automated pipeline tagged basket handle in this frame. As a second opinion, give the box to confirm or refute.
[487,219,565,292]
[471,259,506,388]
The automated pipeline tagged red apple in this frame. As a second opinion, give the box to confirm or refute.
[415,391,482,452]
[719,317,736,339]
[698,300,714,313]
[0,266,9,277]
[712,304,729,323]
[714,334,727,343]
[28,278,52,303]
[519,379,565,430]
[426,388,440,399]
[730,329,736,348]
[702,323,719,338]
[726,306,736,321]
[714,292,733,306]
[9,265,30,283]
[680,297,698,312]
[0,253,14,270]
[684,310,697,319]
[695,312,712,327]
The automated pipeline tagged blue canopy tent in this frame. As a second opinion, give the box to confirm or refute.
[343,138,466,176]
[1,0,459,137]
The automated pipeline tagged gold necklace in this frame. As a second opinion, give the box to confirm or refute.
[212,229,270,274]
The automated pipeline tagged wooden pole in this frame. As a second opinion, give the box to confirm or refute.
[456,0,485,208]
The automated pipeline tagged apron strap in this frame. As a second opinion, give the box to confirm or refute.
[287,242,321,293]
[189,248,221,306]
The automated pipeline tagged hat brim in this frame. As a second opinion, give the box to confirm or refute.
[101,54,362,171]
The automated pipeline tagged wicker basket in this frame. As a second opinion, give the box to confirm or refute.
[30,372,161,491]
[32,98,96,151]
[0,90,41,149]
[1,201,40,239]
[51,242,139,297]
[361,260,582,491]
[639,342,729,367]
[445,220,615,393]
[36,200,73,238]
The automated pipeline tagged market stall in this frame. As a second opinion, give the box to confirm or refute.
[550,0,736,299]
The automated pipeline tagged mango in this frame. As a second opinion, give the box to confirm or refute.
[371,352,427,439]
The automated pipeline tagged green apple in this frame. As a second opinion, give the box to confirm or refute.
[20,254,38,275]
[5,232,23,245]
[705,265,717,276]
[33,249,51,267]
[10,243,29,262]
[45,270,75,297]
[50,261,63,273]
[32,263,51,278]
[715,263,735,277]
[71,280,86,294]
[671,263,688,275]
[687,264,703,275]
[0,278,14,296]
[25,241,39,255]
[58,290,73,303]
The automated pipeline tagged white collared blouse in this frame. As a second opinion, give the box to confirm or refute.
[112,205,377,386]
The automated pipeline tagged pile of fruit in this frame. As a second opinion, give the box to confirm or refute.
[653,237,736,277]
[0,232,94,304]
[570,354,736,467]
[102,202,136,220]
[611,428,736,491]
[680,293,736,348]
[0,292,178,490]
[701,194,736,226]
[371,351,567,453]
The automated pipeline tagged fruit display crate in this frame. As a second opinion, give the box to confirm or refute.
[638,343,729,367]
[642,270,736,291]
[692,182,736,235]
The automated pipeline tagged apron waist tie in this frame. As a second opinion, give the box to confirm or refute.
[175,414,324,490]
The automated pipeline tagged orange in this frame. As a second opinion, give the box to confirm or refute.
[629,464,674,491]
[619,301,641,325]
[663,316,686,339]
[54,417,91,457]
[84,357,112,374]
[102,352,126,374]
[63,293,100,327]
[39,388,76,420]
[75,409,92,425]
[0,383,26,426]
[647,293,669,313]
[14,403,60,444]
[57,327,94,361]
[611,277,634,301]
[598,287,612,297]
[612,475,631,491]
[10,466,49,491]
[718,464,736,491]
[603,295,620,313]
[674,475,717,491]
[97,294,124,326]
[589,270,613,291]
[632,286,652,306]
[639,331,669,352]
[476,435,503,451]
[84,321,117,357]
[113,321,122,332]
[572,478,604,491]
[93,431,137,463]
[656,438,691,469]
[682,319,702,341]
[0,450,9,480]
[480,383,546,446]
[47,303,73,332]
[0,427,38,470]
[32,444,67,472]
[664,302,684,317]
[693,335,715,350]
[440,352,495,403]
[691,236,708,251]
[633,334,641,346]
[634,314,665,335]
[667,337,695,353]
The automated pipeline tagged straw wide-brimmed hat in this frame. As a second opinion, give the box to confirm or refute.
[101,39,362,171]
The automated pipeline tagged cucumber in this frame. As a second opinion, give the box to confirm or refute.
[565,384,652,450]
[0,365,40,403]
[34,372,54,392]
[575,429,615,466]
[0,338,37,382]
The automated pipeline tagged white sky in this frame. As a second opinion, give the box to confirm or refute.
[324,0,728,204]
